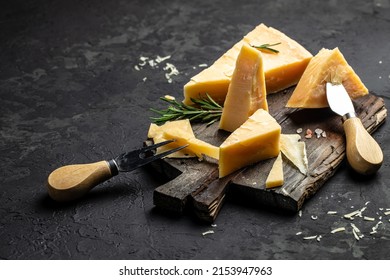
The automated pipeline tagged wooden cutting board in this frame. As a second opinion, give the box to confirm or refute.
[148,87,387,223]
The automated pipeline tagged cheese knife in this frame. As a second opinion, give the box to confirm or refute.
[326,82,383,175]
[47,140,187,202]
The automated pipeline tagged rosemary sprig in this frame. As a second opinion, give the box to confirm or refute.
[150,94,223,126]
[252,42,281,54]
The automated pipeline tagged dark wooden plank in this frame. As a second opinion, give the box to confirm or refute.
[149,88,387,222]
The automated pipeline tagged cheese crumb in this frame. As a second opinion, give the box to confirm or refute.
[311,215,318,220]
[351,223,364,240]
[327,211,338,215]
[364,216,375,221]
[303,235,318,240]
[296,231,302,235]
[202,230,215,236]
[331,227,345,234]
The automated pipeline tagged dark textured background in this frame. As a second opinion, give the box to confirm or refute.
[1,0,390,259]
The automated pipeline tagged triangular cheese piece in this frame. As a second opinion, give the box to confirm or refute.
[279,134,308,175]
[286,47,368,108]
[265,153,284,188]
[183,23,313,105]
[219,44,268,132]
[147,120,196,158]
[219,109,281,178]
[163,129,219,160]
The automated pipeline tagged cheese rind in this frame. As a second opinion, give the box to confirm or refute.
[219,109,281,178]
[265,153,284,188]
[219,44,268,132]
[184,23,313,105]
[286,47,369,108]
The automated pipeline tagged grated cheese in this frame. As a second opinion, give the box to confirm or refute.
[344,210,360,220]
[364,216,375,221]
[351,223,364,240]
[384,211,390,216]
[370,221,383,235]
[331,227,345,234]
[303,235,318,240]
[327,211,338,215]
[202,230,215,236]
[311,215,318,220]
[296,231,302,235]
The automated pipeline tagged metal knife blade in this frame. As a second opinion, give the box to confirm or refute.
[326,83,356,118]
[325,82,383,175]
[326,82,356,119]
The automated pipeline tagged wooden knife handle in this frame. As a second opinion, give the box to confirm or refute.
[47,161,114,202]
[343,117,383,175]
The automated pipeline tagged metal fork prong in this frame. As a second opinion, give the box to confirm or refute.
[142,139,175,152]
[137,144,189,167]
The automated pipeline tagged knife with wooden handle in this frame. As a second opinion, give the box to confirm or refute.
[326,82,383,175]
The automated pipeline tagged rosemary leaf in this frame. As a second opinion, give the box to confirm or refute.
[252,42,281,54]
[150,94,223,125]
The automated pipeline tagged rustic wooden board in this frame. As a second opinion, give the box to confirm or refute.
[149,87,387,223]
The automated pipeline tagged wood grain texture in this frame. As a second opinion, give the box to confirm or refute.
[149,87,387,223]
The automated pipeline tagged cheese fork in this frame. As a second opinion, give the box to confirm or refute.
[47,140,187,202]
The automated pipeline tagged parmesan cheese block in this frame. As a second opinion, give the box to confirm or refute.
[163,128,219,160]
[279,134,308,175]
[286,47,369,108]
[265,153,284,188]
[183,23,313,105]
[219,44,268,132]
[147,120,196,158]
[219,109,281,178]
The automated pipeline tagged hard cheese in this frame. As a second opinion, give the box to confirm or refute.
[265,153,284,188]
[219,109,281,178]
[286,47,369,108]
[148,120,196,158]
[184,23,313,105]
[219,44,268,132]
[163,128,219,160]
[279,134,308,175]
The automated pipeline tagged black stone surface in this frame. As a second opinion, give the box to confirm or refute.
[1,0,390,259]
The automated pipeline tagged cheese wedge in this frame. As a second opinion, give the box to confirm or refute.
[219,109,281,178]
[265,153,284,188]
[184,23,313,105]
[286,47,369,108]
[163,128,219,160]
[219,44,268,132]
[279,134,308,175]
[147,120,196,158]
